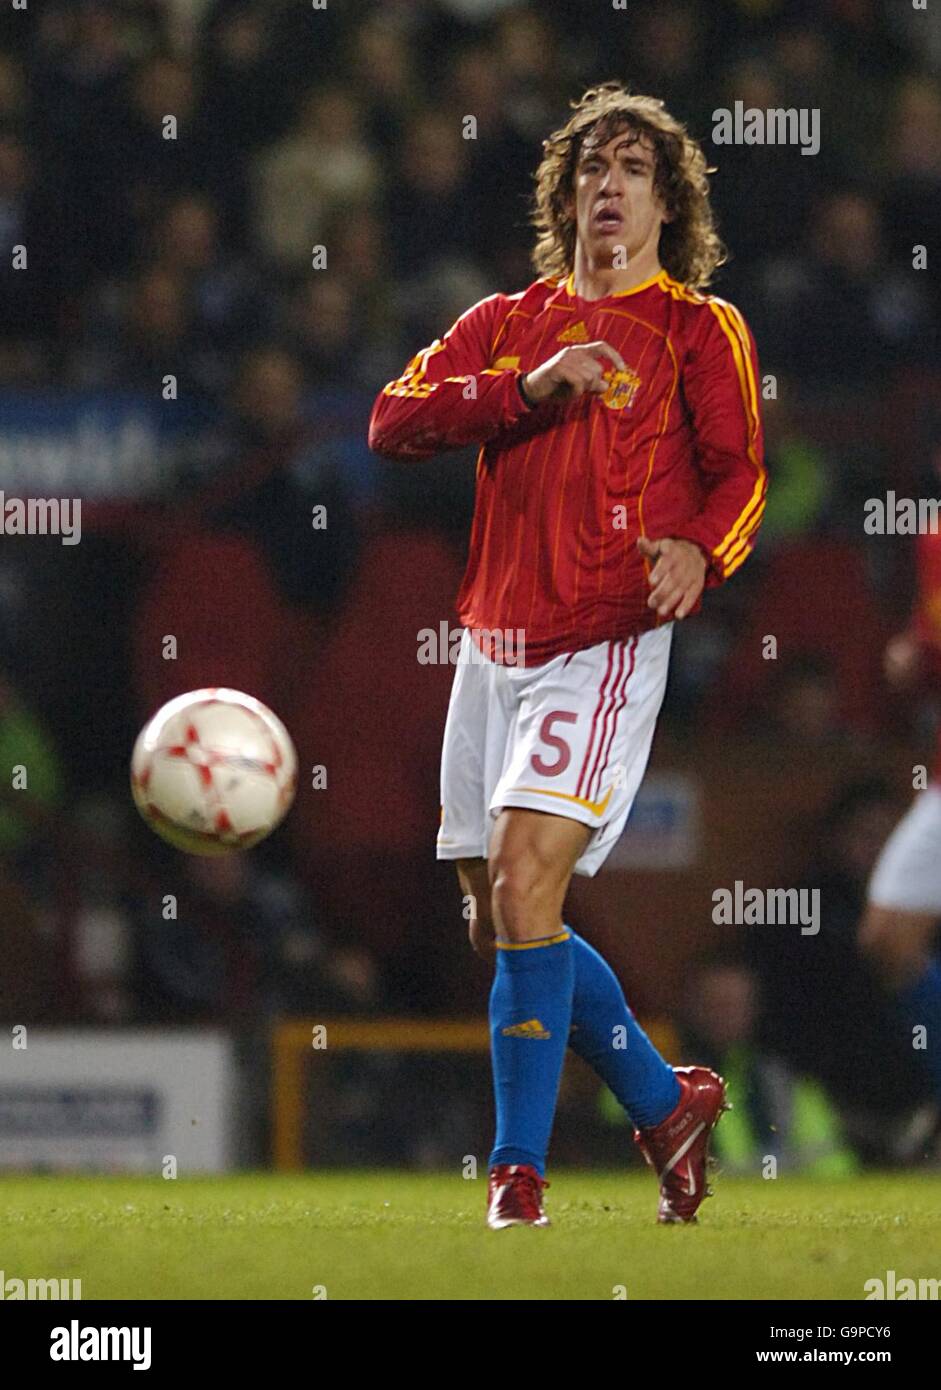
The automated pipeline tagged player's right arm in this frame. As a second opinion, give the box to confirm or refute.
[368,292,626,459]
[889,533,941,689]
[368,294,528,460]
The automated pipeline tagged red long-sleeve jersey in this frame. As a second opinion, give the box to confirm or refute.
[912,530,941,657]
[369,269,766,665]
[908,530,941,781]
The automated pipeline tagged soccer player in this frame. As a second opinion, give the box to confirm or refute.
[369,84,766,1227]
[861,512,941,1124]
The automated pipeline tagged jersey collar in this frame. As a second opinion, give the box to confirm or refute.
[563,268,668,300]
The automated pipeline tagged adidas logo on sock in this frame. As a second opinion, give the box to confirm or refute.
[501,1018,551,1040]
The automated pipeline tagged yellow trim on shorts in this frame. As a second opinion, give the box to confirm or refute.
[495,930,571,951]
[508,784,614,817]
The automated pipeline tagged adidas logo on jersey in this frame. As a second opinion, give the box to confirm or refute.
[557,320,590,344]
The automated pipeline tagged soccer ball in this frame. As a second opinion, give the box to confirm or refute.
[131,688,297,855]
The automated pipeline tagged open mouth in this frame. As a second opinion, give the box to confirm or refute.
[594,206,623,232]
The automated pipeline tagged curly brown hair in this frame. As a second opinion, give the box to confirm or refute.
[531,83,725,291]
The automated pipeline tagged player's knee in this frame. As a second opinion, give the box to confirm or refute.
[490,849,560,940]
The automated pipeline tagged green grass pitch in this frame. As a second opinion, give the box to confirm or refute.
[2,1171,939,1300]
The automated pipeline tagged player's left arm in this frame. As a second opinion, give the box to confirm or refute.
[641,302,767,620]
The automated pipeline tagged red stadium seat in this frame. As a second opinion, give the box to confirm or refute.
[289,528,464,861]
[132,530,288,718]
[284,527,465,961]
[705,540,891,735]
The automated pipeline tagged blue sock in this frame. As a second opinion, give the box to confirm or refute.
[896,956,941,1099]
[489,932,574,1175]
[566,926,680,1129]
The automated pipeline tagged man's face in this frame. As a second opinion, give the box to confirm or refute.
[569,127,669,268]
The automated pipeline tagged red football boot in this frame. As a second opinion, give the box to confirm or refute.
[634,1066,729,1224]
[486,1163,550,1229]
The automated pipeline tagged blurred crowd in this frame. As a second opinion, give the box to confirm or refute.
[1,0,941,1165]
[1,0,939,394]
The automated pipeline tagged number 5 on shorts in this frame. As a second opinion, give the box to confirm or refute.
[531,711,577,777]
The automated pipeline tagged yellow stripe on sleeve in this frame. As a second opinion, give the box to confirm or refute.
[704,300,766,573]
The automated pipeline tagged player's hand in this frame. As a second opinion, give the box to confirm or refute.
[521,341,627,404]
[637,536,707,620]
[469,917,496,963]
[884,631,921,689]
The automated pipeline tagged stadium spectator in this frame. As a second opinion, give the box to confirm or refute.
[0,673,62,897]
[761,652,850,751]
[184,345,362,612]
[155,194,264,353]
[60,795,138,1023]
[135,851,382,1024]
[882,75,941,349]
[284,273,369,389]
[348,15,421,156]
[197,1,279,161]
[448,42,537,288]
[680,956,858,1177]
[0,130,61,381]
[709,57,821,279]
[72,262,220,397]
[493,6,565,144]
[253,84,379,271]
[749,780,934,1162]
[753,190,933,385]
[616,0,712,138]
[386,110,477,281]
[0,49,24,123]
[319,202,405,382]
[756,383,831,545]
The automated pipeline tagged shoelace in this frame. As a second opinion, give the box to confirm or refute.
[513,1171,549,1211]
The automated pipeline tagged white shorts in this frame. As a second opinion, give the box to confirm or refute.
[868,785,941,915]
[436,625,673,877]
